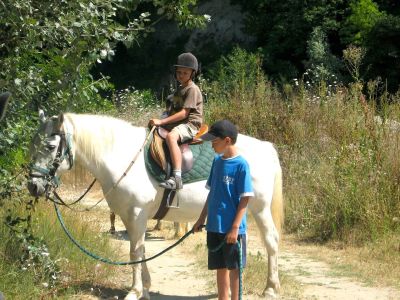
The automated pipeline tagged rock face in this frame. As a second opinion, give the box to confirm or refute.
[154,0,255,54]
[146,0,254,88]
[98,0,255,91]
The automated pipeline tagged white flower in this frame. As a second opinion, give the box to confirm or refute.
[204,14,211,22]
[100,49,107,58]
[14,78,22,85]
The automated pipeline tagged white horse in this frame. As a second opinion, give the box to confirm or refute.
[28,112,284,300]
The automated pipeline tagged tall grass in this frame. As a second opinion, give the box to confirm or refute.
[203,47,400,245]
[0,199,117,299]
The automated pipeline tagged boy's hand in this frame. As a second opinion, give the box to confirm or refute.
[148,119,162,127]
[226,227,239,244]
[192,220,205,233]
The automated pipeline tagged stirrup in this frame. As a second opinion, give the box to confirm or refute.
[159,176,183,190]
[166,189,180,209]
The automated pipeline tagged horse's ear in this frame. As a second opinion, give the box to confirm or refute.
[39,109,46,123]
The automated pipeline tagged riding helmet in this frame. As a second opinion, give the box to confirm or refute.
[174,52,199,73]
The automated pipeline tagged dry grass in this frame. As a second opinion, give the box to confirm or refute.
[284,233,400,289]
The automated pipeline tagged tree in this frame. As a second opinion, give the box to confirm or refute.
[0,0,208,191]
[340,0,385,45]
[234,0,348,80]
[364,14,400,93]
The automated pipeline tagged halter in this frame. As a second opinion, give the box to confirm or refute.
[29,130,74,197]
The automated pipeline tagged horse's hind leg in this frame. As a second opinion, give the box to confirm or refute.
[154,220,162,230]
[252,207,280,297]
[109,211,116,234]
[173,222,191,238]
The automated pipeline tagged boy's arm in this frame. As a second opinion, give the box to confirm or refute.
[226,196,251,244]
[149,108,190,127]
[193,193,210,232]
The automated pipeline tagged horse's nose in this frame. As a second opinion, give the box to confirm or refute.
[27,179,45,197]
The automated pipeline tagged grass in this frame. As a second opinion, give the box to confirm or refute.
[288,233,400,290]
[203,47,400,246]
[0,199,118,299]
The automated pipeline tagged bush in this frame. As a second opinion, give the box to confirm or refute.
[203,47,400,245]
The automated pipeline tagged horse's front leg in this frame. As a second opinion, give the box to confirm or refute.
[123,211,150,300]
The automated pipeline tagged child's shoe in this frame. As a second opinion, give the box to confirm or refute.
[159,176,183,190]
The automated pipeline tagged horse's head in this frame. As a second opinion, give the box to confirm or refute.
[27,110,74,197]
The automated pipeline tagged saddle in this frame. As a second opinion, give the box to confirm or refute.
[149,125,208,177]
[146,124,212,218]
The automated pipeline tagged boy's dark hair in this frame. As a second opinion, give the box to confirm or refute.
[200,119,238,144]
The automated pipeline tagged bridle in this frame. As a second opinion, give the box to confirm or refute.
[29,130,74,197]
[29,125,156,209]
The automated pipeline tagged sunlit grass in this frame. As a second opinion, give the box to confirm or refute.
[0,199,118,299]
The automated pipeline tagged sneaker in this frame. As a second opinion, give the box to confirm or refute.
[159,176,183,190]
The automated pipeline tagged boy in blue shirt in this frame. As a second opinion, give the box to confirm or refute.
[193,119,254,300]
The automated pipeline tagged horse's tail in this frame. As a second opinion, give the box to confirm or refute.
[271,164,284,237]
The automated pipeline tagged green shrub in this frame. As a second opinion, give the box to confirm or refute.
[203,47,400,245]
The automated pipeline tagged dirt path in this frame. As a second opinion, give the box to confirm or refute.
[65,190,400,300]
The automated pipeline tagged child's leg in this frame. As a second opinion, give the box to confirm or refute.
[159,130,183,189]
[217,268,230,300]
[229,269,239,300]
[165,131,182,171]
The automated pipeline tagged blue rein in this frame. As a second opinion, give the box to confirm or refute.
[55,202,201,265]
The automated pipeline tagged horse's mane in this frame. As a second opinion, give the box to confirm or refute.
[63,113,143,165]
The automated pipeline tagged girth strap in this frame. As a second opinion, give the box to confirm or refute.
[152,189,176,220]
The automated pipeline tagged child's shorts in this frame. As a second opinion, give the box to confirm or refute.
[207,231,247,270]
[171,123,198,143]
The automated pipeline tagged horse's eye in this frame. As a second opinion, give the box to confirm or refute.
[47,145,56,151]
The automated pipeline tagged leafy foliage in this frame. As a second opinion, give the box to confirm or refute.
[306,26,343,83]
[233,0,398,91]
[0,1,207,296]
[235,0,348,79]
[364,14,400,93]
[340,0,385,45]
[0,0,208,180]
[204,47,400,244]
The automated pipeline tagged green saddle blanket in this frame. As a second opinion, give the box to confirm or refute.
[144,133,215,184]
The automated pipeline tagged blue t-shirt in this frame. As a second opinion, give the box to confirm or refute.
[206,154,254,235]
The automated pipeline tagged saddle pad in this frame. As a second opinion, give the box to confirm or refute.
[144,130,215,184]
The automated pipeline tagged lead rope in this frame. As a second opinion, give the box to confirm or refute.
[54,202,200,265]
[208,238,243,300]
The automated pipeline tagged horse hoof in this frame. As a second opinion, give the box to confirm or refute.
[142,289,150,300]
[263,287,277,299]
[124,292,139,300]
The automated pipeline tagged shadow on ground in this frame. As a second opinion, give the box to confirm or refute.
[109,230,166,242]
[67,282,216,299]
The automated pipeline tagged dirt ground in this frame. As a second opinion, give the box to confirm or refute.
[62,188,400,300]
